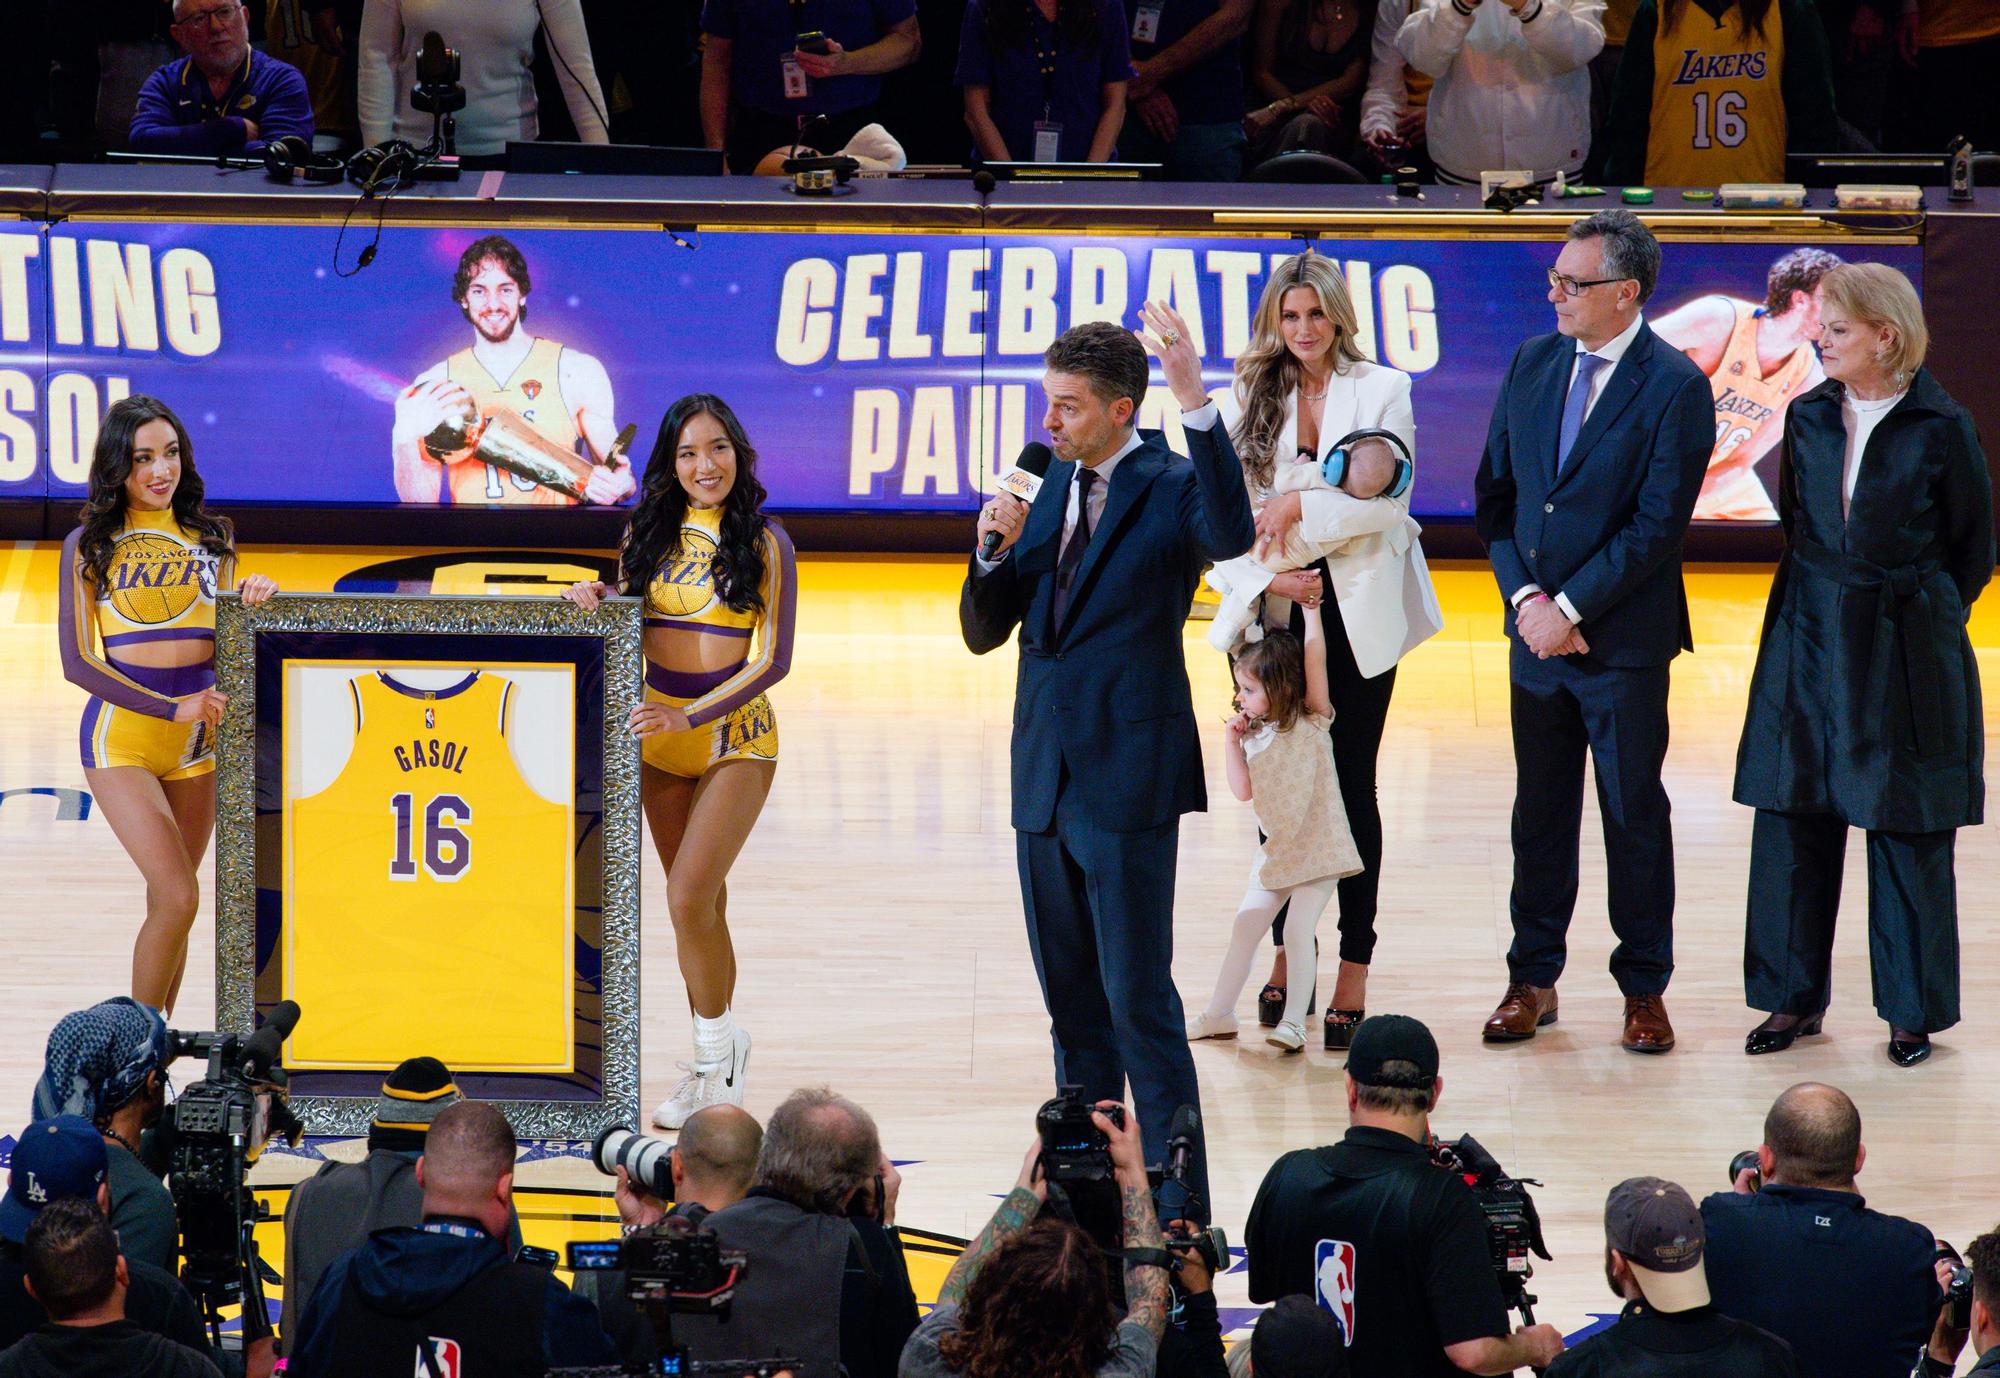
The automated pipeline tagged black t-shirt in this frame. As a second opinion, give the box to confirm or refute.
[1245,1127,1507,1378]
[0,1319,220,1378]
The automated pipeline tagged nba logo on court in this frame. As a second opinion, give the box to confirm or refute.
[415,1338,461,1376]
[1314,1239,1358,1345]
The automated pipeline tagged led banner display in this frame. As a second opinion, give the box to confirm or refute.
[0,224,1917,520]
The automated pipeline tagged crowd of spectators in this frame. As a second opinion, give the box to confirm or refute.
[3,0,1993,179]
[7,994,1997,1377]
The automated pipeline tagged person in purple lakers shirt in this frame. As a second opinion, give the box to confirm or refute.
[129,0,313,156]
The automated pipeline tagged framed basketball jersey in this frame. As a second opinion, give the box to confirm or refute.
[211,592,645,1139]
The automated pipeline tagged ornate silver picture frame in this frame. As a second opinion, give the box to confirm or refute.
[213,592,644,1139]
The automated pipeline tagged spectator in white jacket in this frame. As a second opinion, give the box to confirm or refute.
[358,0,610,160]
[1395,0,1602,185]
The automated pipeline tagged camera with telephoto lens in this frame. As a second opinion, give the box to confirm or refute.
[164,1001,305,1334]
[1727,1149,1762,1192]
[1037,1086,1124,1184]
[1939,1245,1974,1330]
[549,1217,799,1377]
[593,1125,675,1201]
[1429,1133,1551,1327]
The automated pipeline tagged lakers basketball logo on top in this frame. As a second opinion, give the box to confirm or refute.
[102,530,216,626]
[648,526,722,618]
[1670,47,1769,84]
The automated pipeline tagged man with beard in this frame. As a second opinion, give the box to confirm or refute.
[391,235,636,506]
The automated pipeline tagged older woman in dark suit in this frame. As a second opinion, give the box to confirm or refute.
[1734,262,1994,1067]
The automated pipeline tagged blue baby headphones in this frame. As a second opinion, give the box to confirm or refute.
[1320,428,1414,500]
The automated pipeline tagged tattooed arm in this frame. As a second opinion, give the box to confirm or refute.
[935,1140,1048,1310]
[1095,1103,1171,1342]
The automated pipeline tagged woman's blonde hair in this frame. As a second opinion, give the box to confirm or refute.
[1231,253,1369,487]
[1819,262,1928,384]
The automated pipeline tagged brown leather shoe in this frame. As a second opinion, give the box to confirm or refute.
[1622,995,1676,1054]
[1483,983,1558,1042]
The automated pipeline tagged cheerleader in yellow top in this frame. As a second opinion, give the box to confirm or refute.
[58,396,278,1014]
[564,394,796,1128]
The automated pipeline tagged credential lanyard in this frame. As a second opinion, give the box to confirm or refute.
[1029,2,1059,121]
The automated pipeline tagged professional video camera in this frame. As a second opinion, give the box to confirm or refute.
[1036,1085,1124,1184]
[549,1216,799,1377]
[163,1000,304,1340]
[1429,1133,1551,1328]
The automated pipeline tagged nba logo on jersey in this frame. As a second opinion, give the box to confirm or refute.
[1314,1239,1358,1345]
[426,707,436,729]
[415,1338,461,1377]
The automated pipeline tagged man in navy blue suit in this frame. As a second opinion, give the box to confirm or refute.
[1474,210,1713,1055]
[961,311,1255,1208]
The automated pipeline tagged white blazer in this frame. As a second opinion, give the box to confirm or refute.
[1216,358,1444,678]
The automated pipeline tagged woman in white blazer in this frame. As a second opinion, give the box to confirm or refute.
[1214,251,1443,1050]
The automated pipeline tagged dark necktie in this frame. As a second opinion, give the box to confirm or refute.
[1558,352,1608,472]
[1051,467,1099,632]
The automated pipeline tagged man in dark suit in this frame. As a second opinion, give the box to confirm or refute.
[1474,209,1713,1055]
[962,311,1255,1208]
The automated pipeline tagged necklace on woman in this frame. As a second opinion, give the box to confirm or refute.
[1299,380,1329,401]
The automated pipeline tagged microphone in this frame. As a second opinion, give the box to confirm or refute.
[1164,1104,1200,1183]
[980,442,1053,559]
[237,1000,302,1080]
[416,31,454,86]
[973,169,997,197]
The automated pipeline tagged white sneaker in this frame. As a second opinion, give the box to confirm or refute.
[1266,1019,1306,1053]
[651,1026,752,1129]
[1187,1011,1238,1042]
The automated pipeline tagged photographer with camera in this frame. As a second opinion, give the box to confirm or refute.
[1700,1083,1945,1378]
[604,1105,764,1231]
[900,1100,1171,1378]
[285,1101,617,1376]
[31,999,176,1279]
[1960,1229,2000,1378]
[678,1088,915,1378]
[0,1198,220,1378]
[1244,1014,1564,1377]
[279,1057,523,1353]
[1545,1177,1795,1377]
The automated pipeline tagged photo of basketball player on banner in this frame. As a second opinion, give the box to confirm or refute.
[391,235,639,507]
[1653,248,1845,521]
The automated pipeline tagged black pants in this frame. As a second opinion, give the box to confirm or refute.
[1268,581,1398,968]
[1744,808,1960,1034]
[1505,642,1675,996]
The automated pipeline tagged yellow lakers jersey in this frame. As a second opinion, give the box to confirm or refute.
[285,670,572,1071]
[443,336,578,506]
[1646,1,1786,185]
[1710,300,1814,467]
[94,510,221,644]
[644,505,760,634]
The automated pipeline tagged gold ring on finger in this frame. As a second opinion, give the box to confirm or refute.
[1162,330,1180,347]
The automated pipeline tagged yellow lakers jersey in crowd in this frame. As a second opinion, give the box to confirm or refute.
[443,336,579,506]
[1646,1,1787,185]
[285,670,572,1071]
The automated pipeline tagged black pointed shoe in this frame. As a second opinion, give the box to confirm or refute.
[1887,1030,1932,1067]
[1744,1012,1824,1056]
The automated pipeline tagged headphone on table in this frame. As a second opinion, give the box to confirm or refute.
[262,135,347,185]
[346,139,425,195]
[1320,427,1414,500]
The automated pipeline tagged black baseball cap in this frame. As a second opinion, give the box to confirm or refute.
[1345,1014,1439,1088]
[1252,1295,1348,1378]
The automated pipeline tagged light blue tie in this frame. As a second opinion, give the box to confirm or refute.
[1558,352,1608,472]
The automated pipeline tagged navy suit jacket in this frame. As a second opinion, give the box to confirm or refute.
[1474,322,1713,667]
[960,426,1256,834]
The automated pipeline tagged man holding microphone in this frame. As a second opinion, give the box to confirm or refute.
[961,306,1255,1211]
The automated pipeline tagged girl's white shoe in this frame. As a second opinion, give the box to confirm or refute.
[1186,1011,1239,1041]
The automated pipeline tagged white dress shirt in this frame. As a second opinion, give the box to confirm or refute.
[1512,311,1644,623]
[1396,0,1605,183]
[1841,388,1906,517]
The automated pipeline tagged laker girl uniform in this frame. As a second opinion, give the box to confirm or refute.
[641,506,797,778]
[59,511,229,780]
